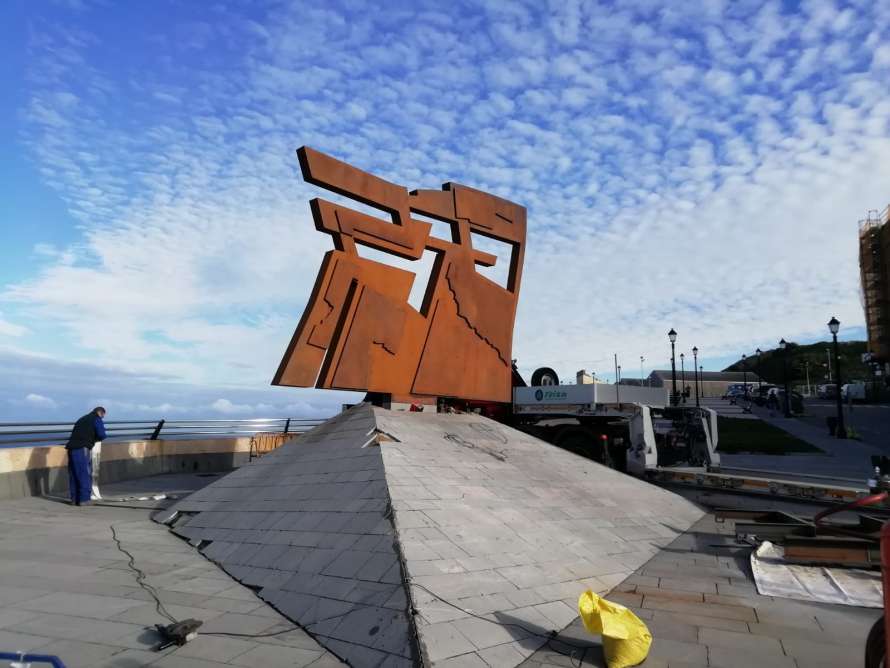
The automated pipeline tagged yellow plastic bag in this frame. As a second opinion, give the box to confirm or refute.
[578,589,652,668]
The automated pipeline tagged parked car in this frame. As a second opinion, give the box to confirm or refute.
[725,387,746,403]
[817,384,837,399]
[750,384,778,406]
[766,388,804,413]
[722,384,740,399]
[842,382,866,402]
[723,383,755,401]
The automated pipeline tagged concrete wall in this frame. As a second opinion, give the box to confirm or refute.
[0,437,266,501]
[669,380,728,399]
[649,377,756,399]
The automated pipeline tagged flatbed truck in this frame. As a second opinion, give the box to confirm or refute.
[440,365,721,476]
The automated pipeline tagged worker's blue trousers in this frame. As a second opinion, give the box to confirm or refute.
[67,447,92,505]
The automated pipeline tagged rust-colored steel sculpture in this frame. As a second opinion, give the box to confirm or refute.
[273,147,526,403]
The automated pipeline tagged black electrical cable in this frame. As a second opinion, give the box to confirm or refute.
[113,520,595,658]
[409,581,595,651]
[202,626,306,639]
[110,523,178,625]
[547,637,589,668]
[202,598,367,640]
[111,522,313,641]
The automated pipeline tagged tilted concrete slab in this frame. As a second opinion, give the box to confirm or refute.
[156,405,416,668]
[157,405,704,666]
[374,409,703,665]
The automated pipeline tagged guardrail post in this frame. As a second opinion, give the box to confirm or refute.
[283,418,291,434]
[150,419,165,440]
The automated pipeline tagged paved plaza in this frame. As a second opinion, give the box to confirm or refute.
[0,475,877,667]
[0,406,882,667]
[523,510,880,667]
[0,477,343,668]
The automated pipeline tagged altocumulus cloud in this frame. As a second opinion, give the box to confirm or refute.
[25,394,57,409]
[4,0,890,415]
[0,313,27,337]
[211,398,272,415]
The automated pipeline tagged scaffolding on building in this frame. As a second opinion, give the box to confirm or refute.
[859,205,890,362]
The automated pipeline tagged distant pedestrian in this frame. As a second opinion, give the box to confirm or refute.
[65,407,106,506]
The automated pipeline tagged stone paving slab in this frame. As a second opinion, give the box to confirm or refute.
[520,512,881,667]
[0,491,342,667]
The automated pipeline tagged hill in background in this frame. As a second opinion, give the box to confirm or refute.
[723,340,871,387]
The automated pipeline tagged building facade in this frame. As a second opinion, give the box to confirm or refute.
[860,208,890,366]
[646,370,762,399]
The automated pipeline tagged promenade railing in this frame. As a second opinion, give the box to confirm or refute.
[0,417,326,449]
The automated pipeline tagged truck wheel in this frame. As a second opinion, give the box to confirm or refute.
[531,367,559,386]
[865,617,884,668]
[556,429,606,465]
[608,439,628,473]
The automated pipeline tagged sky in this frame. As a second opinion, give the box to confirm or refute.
[2,0,887,421]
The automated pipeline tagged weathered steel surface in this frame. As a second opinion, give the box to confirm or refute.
[273,147,526,403]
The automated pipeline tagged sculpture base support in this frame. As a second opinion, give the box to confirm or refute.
[156,405,703,667]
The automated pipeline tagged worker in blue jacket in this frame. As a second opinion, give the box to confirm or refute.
[65,407,106,506]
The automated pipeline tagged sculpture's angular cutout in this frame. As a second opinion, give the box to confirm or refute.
[273,147,526,403]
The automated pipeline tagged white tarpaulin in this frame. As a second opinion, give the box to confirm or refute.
[751,541,883,608]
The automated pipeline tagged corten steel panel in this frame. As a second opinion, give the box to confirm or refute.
[274,147,526,403]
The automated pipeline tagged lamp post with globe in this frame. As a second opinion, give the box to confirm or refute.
[780,339,791,418]
[755,348,763,400]
[680,353,686,404]
[668,329,678,405]
[828,317,846,438]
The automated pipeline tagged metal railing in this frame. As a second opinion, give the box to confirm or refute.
[859,206,890,232]
[0,652,65,668]
[0,417,326,449]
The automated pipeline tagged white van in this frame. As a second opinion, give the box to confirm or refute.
[841,383,866,402]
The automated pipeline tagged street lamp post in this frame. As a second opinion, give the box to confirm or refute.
[828,317,846,439]
[680,353,686,404]
[868,355,879,402]
[640,356,645,388]
[700,366,704,400]
[755,348,763,400]
[669,329,678,405]
[863,352,875,402]
[780,339,791,418]
[742,353,748,402]
[692,346,700,407]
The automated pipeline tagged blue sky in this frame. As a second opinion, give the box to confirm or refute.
[2,0,887,420]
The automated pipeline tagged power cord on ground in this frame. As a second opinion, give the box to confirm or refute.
[109,523,178,625]
[409,581,595,666]
[110,522,306,648]
[202,627,307,639]
[112,520,592,662]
